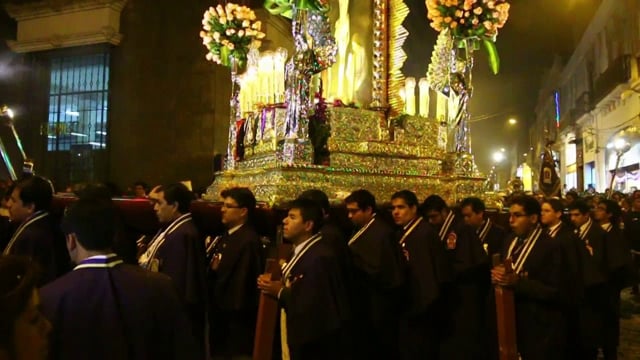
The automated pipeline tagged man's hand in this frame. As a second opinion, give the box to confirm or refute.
[491,264,518,286]
[210,254,221,271]
[257,274,283,298]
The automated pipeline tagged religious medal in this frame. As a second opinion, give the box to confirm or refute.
[446,232,457,249]
[585,240,593,256]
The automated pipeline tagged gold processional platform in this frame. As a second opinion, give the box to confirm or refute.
[206,107,490,206]
[203,0,501,207]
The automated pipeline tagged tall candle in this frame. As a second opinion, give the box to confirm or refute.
[275,47,288,103]
[419,77,429,117]
[405,77,416,116]
[399,88,406,114]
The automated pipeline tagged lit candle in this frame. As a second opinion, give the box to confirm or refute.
[419,77,429,117]
[405,77,416,116]
[399,88,406,114]
[262,52,274,104]
[275,47,288,103]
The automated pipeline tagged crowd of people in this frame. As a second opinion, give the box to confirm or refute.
[1,174,639,360]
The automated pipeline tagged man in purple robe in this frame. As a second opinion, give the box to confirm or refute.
[258,198,352,360]
[208,187,263,359]
[138,183,207,355]
[390,190,450,360]
[40,196,198,360]
[3,176,68,284]
[422,195,488,360]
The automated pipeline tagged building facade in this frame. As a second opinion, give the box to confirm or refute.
[551,0,640,193]
[0,0,290,193]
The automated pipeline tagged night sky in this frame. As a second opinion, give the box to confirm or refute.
[402,0,601,175]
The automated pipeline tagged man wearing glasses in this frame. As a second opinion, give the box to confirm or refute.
[208,187,263,360]
[491,195,568,360]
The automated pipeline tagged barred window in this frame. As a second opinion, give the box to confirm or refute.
[47,53,109,151]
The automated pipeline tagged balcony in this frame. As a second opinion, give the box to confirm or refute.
[573,91,593,120]
[592,55,632,105]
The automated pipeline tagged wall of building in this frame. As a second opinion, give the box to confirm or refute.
[1,0,292,193]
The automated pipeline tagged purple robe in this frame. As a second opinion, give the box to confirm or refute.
[208,224,263,357]
[40,254,199,360]
[2,211,68,284]
[278,236,352,360]
[150,214,207,354]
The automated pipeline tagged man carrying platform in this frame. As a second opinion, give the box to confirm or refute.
[344,189,405,359]
[391,190,450,360]
[3,175,67,283]
[138,183,207,357]
[492,195,569,360]
[208,187,263,360]
[257,198,352,360]
[422,195,488,360]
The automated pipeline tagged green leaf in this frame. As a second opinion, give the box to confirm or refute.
[483,39,500,75]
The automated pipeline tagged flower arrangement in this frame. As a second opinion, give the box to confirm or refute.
[425,0,510,73]
[200,3,265,68]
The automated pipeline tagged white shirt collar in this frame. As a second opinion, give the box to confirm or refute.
[579,218,592,234]
[227,223,243,235]
[547,221,562,234]
[293,234,319,257]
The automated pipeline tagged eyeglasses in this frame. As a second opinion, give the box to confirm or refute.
[222,203,243,209]
[509,212,528,219]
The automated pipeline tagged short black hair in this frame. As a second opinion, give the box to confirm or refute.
[599,199,622,224]
[542,198,564,213]
[0,256,41,356]
[220,187,257,219]
[14,176,53,212]
[297,189,330,214]
[460,197,485,213]
[391,190,419,207]
[421,194,448,213]
[158,183,194,214]
[288,198,324,233]
[509,195,541,217]
[344,189,377,212]
[62,197,117,251]
[568,199,591,215]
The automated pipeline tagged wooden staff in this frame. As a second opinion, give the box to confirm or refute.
[492,254,519,360]
[253,226,292,360]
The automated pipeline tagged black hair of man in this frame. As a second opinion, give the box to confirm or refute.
[460,197,486,214]
[14,175,53,212]
[220,187,257,220]
[567,199,591,215]
[75,183,113,202]
[542,198,564,213]
[0,256,41,357]
[509,195,542,218]
[344,189,377,213]
[421,194,448,213]
[600,199,622,224]
[565,190,579,200]
[390,189,419,207]
[288,198,324,234]
[158,183,194,214]
[61,197,117,251]
[297,189,331,215]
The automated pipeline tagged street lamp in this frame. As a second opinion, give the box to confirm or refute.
[492,151,505,190]
[607,137,631,196]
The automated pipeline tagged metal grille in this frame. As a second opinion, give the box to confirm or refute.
[47,53,109,152]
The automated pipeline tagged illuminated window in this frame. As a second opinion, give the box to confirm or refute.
[47,53,109,152]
